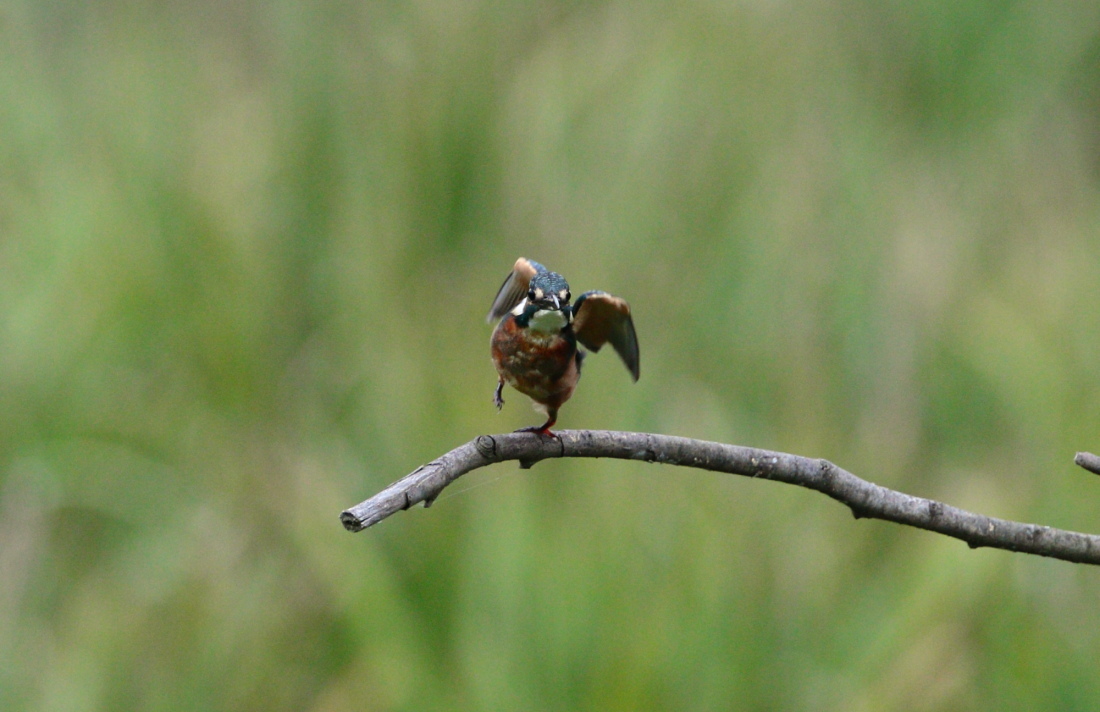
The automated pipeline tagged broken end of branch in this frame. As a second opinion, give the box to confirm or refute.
[340,510,368,532]
[1075,452,1100,476]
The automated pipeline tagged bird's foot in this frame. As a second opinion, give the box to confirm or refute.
[514,424,559,439]
[493,382,505,411]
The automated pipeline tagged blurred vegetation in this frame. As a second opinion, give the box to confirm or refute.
[3,0,1100,709]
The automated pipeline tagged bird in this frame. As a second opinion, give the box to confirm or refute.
[487,257,640,437]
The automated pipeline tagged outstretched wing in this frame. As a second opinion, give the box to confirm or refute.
[571,291,640,381]
[486,258,546,323]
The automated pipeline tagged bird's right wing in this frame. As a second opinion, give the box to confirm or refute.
[486,258,546,322]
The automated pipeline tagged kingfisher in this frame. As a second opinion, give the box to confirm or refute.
[487,257,640,437]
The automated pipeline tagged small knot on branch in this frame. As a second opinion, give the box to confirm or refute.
[476,435,498,459]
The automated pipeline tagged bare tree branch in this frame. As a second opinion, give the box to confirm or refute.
[341,430,1100,565]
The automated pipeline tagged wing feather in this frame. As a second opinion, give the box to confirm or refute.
[572,291,640,381]
[486,258,545,322]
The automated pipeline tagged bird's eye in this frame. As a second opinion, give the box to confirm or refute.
[565,291,571,301]
[528,289,536,299]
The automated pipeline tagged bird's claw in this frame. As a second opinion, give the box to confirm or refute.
[514,425,559,439]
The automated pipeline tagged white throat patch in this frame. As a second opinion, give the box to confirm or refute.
[528,308,568,334]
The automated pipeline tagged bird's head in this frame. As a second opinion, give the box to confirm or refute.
[527,272,571,311]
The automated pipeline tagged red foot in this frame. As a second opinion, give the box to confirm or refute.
[515,424,559,439]
[515,411,559,438]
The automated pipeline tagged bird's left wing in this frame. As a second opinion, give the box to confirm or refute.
[571,291,640,381]
[486,258,546,323]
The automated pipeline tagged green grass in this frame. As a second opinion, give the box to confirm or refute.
[3,1,1100,709]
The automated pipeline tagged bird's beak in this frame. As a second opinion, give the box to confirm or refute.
[549,295,560,310]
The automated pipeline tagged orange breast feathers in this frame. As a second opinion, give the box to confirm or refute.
[491,316,580,409]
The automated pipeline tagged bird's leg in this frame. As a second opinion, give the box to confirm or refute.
[515,408,558,439]
[493,378,505,410]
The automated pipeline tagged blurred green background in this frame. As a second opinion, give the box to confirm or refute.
[4,0,1100,709]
